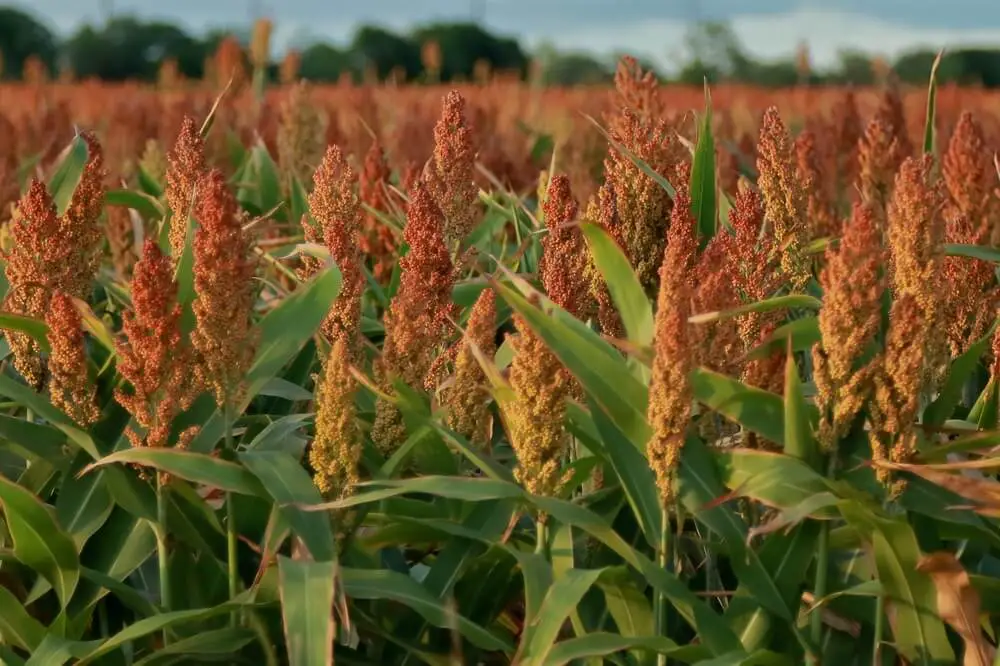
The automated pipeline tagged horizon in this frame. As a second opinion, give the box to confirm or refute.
[12,1,1000,72]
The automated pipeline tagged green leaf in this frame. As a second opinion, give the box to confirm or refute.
[580,222,653,346]
[542,634,683,666]
[839,504,954,664]
[0,312,50,353]
[240,451,336,561]
[690,294,821,325]
[589,396,663,549]
[239,141,283,218]
[691,368,818,447]
[783,345,819,469]
[137,165,163,198]
[583,114,675,198]
[132,628,256,665]
[0,476,80,609]
[678,437,794,623]
[56,456,114,548]
[596,567,655,640]
[494,280,649,445]
[0,376,100,458]
[923,50,943,155]
[744,317,820,361]
[48,134,89,216]
[341,567,512,651]
[944,243,1000,263]
[0,587,45,652]
[105,189,163,220]
[924,319,997,427]
[517,568,605,665]
[259,377,313,402]
[83,448,266,496]
[716,449,834,510]
[532,495,741,656]
[74,598,257,665]
[247,263,341,396]
[691,84,717,247]
[278,557,336,666]
[246,414,312,453]
[0,413,66,461]
[289,175,310,228]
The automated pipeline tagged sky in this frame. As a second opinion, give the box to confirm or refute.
[17,0,1000,71]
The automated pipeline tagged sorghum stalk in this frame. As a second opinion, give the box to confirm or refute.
[191,170,258,621]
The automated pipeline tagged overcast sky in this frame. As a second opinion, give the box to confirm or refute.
[16,0,1000,70]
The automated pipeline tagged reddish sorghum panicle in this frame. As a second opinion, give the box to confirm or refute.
[278,82,326,186]
[166,116,208,262]
[115,240,199,449]
[507,304,571,498]
[942,111,998,242]
[886,156,946,332]
[60,131,107,298]
[106,204,136,281]
[3,134,106,388]
[371,181,455,454]
[831,90,862,192]
[0,113,19,223]
[358,140,398,283]
[870,295,926,496]
[795,129,838,239]
[646,173,698,505]
[756,107,810,291]
[857,90,910,224]
[539,174,588,319]
[942,211,998,358]
[588,185,625,337]
[4,182,63,387]
[191,170,259,410]
[812,203,885,452]
[424,90,479,251]
[601,106,677,295]
[46,291,99,426]
[940,112,1000,356]
[887,155,947,386]
[442,287,497,447]
[303,145,364,353]
[309,337,362,498]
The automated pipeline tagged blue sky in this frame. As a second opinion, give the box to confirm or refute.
[17,1,1000,70]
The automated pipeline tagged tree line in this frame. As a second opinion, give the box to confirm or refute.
[2,5,999,87]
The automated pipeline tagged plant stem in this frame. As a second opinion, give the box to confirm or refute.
[535,515,549,559]
[224,401,240,626]
[655,506,670,666]
[810,518,829,650]
[873,589,885,665]
[156,474,171,645]
[810,456,837,657]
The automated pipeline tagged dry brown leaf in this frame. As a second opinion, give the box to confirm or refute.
[872,460,1000,514]
[916,552,997,666]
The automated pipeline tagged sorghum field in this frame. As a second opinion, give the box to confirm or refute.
[4,45,1000,666]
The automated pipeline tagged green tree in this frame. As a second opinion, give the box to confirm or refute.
[299,43,354,82]
[64,17,206,81]
[349,26,421,80]
[0,6,58,79]
[411,22,527,81]
[534,43,611,85]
